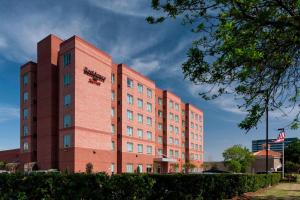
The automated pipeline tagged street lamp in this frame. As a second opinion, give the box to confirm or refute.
[257,90,270,174]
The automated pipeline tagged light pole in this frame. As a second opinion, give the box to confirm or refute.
[265,95,269,174]
[257,90,270,174]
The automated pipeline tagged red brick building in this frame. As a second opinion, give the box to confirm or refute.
[1,34,204,173]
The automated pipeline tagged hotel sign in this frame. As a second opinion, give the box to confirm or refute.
[83,67,106,86]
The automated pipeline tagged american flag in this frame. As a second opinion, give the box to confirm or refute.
[274,132,286,143]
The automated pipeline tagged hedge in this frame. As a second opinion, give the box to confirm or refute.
[0,173,280,200]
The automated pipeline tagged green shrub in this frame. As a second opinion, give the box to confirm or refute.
[0,173,280,200]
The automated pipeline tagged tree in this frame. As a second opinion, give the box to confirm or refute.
[223,145,254,173]
[148,0,300,131]
[86,162,93,174]
[0,161,6,170]
[183,162,196,173]
[285,161,300,173]
[285,139,300,164]
[171,163,179,172]
[227,160,242,173]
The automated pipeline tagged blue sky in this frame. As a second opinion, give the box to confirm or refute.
[0,0,299,160]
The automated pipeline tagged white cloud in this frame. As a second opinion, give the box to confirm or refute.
[0,6,89,63]
[88,0,155,17]
[0,105,19,123]
[130,57,160,75]
[0,36,7,48]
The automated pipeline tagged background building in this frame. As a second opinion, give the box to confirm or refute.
[0,34,204,174]
[252,138,298,153]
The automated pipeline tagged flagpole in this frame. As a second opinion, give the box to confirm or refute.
[282,140,284,178]
[277,128,285,178]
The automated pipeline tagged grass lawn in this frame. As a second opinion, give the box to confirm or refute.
[246,178,300,200]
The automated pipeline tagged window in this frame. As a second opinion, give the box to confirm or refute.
[64,73,71,86]
[169,100,174,109]
[191,143,194,149]
[63,115,71,128]
[174,115,179,123]
[111,124,115,134]
[23,108,28,119]
[111,74,115,84]
[199,115,202,122]
[175,150,179,158]
[175,103,179,111]
[169,125,174,132]
[138,114,143,124]
[24,92,28,102]
[23,74,28,85]
[195,134,198,140]
[23,142,29,151]
[147,88,152,98]
[137,164,143,173]
[127,110,133,120]
[158,136,163,144]
[64,94,71,107]
[158,98,163,106]
[182,110,185,116]
[137,129,143,139]
[64,135,71,148]
[191,133,194,140]
[137,144,143,153]
[137,99,143,109]
[147,131,152,141]
[158,149,163,156]
[175,127,179,135]
[182,142,185,148]
[169,113,174,120]
[138,83,143,93]
[169,149,174,157]
[111,108,115,117]
[191,122,194,129]
[182,131,185,138]
[23,125,28,136]
[126,164,133,173]
[63,53,71,66]
[127,94,133,105]
[191,112,194,119]
[175,139,179,146]
[147,146,152,154]
[127,142,133,152]
[112,141,115,151]
[111,163,115,173]
[196,114,198,121]
[127,78,133,88]
[169,137,173,145]
[195,144,198,150]
[146,165,152,173]
[146,117,152,126]
[158,123,162,130]
[182,120,185,127]
[127,126,133,136]
[182,152,185,159]
[111,91,115,101]
[146,102,152,112]
[158,110,163,118]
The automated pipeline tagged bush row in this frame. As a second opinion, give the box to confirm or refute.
[0,173,281,200]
